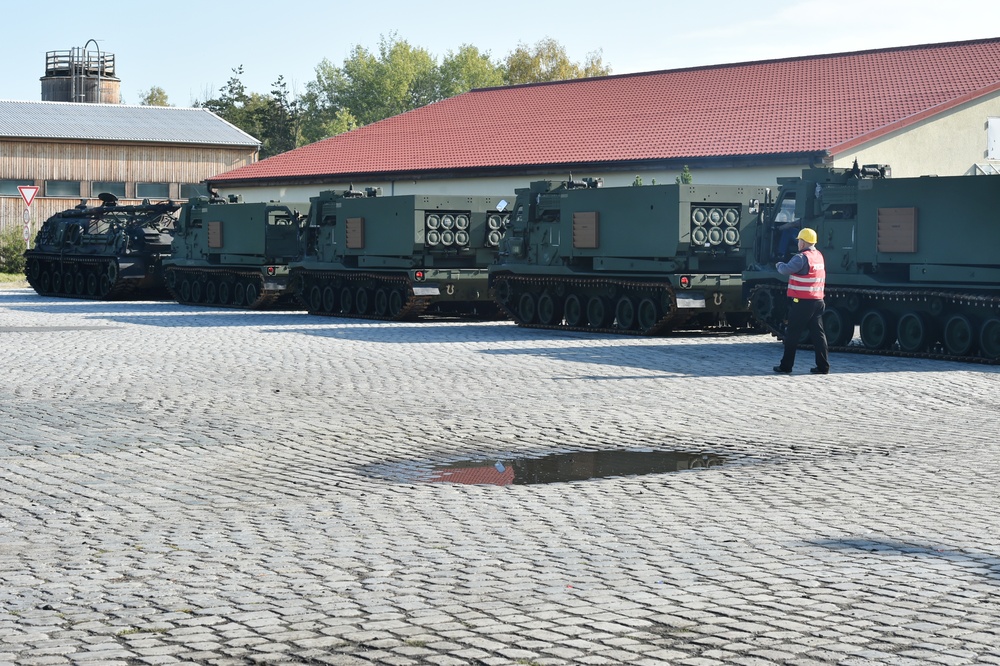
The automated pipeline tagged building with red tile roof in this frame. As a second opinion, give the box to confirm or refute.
[209,38,1000,201]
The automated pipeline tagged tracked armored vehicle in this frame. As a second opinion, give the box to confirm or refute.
[744,163,1000,363]
[163,197,307,309]
[290,189,509,320]
[489,178,769,334]
[24,194,179,300]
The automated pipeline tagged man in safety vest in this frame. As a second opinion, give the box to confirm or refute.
[773,228,830,374]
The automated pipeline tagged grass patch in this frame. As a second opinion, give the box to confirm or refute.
[0,272,27,288]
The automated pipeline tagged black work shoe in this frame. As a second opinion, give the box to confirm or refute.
[809,367,830,374]
[773,366,792,374]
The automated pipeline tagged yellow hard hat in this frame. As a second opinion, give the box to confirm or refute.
[796,228,818,244]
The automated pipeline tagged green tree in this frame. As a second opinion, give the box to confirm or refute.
[0,227,27,274]
[229,36,612,147]
[253,76,302,157]
[197,66,252,127]
[504,38,611,85]
[321,108,359,138]
[300,35,437,143]
[197,67,302,158]
[138,86,171,106]
[299,59,347,144]
[341,36,438,125]
[438,44,505,98]
[675,165,693,184]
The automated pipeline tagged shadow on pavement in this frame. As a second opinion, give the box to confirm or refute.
[813,538,1000,583]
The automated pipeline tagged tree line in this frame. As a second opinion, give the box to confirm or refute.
[139,36,610,159]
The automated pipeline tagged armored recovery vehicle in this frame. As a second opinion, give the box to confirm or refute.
[744,163,1000,362]
[489,178,769,334]
[163,196,307,309]
[24,194,179,300]
[290,189,509,320]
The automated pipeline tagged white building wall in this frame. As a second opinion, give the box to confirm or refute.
[831,92,1000,177]
[216,165,806,205]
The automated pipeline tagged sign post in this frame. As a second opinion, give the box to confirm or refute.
[17,185,39,244]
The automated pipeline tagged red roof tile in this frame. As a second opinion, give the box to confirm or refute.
[212,38,1000,183]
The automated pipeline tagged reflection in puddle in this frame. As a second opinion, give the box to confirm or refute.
[419,450,725,485]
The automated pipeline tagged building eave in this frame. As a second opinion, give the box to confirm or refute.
[208,152,827,188]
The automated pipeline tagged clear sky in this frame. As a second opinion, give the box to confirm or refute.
[2,0,998,106]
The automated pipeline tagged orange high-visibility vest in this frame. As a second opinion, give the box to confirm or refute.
[787,248,825,300]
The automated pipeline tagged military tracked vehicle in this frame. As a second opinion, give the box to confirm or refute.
[744,163,1000,362]
[24,194,179,300]
[163,196,307,309]
[290,188,509,320]
[488,178,769,334]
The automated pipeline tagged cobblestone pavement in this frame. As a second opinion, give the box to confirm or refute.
[1,288,998,666]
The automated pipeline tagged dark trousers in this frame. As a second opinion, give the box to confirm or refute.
[779,298,829,371]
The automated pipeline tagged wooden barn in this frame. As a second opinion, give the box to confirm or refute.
[0,100,260,235]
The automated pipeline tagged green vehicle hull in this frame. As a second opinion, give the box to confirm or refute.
[290,190,508,320]
[163,198,307,309]
[490,179,768,334]
[744,164,1000,362]
[24,195,179,300]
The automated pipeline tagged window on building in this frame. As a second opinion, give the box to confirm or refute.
[46,180,82,197]
[0,180,34,196]
[180,183,208,199]
[92,181,126,198]
[136,182,170,199]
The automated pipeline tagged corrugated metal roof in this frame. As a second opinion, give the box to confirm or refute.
[0,100,260,146]
[210,37,1000,183]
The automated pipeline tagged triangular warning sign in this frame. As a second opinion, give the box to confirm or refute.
[18,185,39,207]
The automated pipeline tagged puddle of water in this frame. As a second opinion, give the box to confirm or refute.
[416,449,725,485]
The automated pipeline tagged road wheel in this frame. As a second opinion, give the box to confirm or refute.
[637,298,660,333]
[615,296,637,330]
[234,282,247,306]
[586,296,612,328]
[822,307,855,347]
[942,314,975,357]
[355,287,371,315]
[979,317,1000,360]
[218,282,231,305]
[517,292,536,324]
[859,310,895,350]
[374,288,389,316]
[564,294,583,327]
[244,281,260,307]
[190,279,203,304]
[339,287,354,314]
[388,289,406,318]
[204,280,217,305]
[308,285,323,312]
[536,293,562,326]
[322,286,336,313]
[896,311,935,353]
